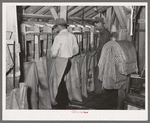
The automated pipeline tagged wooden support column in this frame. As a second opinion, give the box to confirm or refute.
[113,6,127,29]
[106,7,112,31]
[50,7,59,20]
[60,6,67,21]
[5,5,20,88]
[110,9,116,31]
[118,6,127,27]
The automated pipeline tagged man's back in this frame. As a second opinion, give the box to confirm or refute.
[51,29,79,58]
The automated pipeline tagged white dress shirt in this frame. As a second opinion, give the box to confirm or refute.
[51,29,79,58]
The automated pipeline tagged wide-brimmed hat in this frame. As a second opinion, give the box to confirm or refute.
[92,17,105,24]
[53,18,68,28]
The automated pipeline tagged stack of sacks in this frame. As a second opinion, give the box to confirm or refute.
[98,40,138,90]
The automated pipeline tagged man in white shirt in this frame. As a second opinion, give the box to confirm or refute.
[50,18,79,109]
[51,18,79,58]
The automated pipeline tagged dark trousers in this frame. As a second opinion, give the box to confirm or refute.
[56,59,71,107]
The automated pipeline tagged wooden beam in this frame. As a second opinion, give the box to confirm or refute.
[113,17,118,30]
[21,13,54,19]
[113,6,126,29]
[26,6,41,14]
[110,9,116,29]
[68,6,78,13]
[50,7,59,20]
[75,6,94,17]
[69,18,83,25]
[42,7,53,15]
[89,6,111,18]
[6,5,20,87]
[60,6,67,20]
[123,6,131,15]
[92,13,101,19]
[21,13,94,21]
[84,7,99,18]
[45,10,51,15]
[68,6,87,17]
[106,7,112,31]
[35,6,51,14]
[118,6,127,28]
[31,6,44,14]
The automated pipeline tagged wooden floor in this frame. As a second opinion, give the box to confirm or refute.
[54,89,118,110]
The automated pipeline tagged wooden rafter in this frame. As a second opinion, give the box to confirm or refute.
[89,6,111,18]
[45,10,51,15]
[123,6,131,15]
[118,6,127,27]
[21,13,94,21]
[42,7,52,15]
[35,6,51,14]
[84,6,107,18]
[68,6,78,13]
[25,6,40,14]
[113,6,127,29]
[69,18,83,25]
[30,6,44,14]
[50,7,59,20]
[68,6,87,17]
[110,9,116,30]
[84,7,98,18]
[74,6,94,17]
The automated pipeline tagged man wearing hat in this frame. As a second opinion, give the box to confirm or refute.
[50,18,79,109]
[93,17,111,94]
[93,17,111,49]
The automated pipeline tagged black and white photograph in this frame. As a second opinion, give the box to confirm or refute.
[2,1,148,121]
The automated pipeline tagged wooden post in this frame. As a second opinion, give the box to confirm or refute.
[106,7,112,31]
[110,9,116,31]
[50,7,59,20]
[113,6,127,29]
[5,5,20,88]
[60,6,67,21]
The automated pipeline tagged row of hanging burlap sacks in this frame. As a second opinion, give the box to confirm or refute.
[20,23,54,109]
[6,23,53,109]
[8,23,101,109]
[69,26,102,97]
